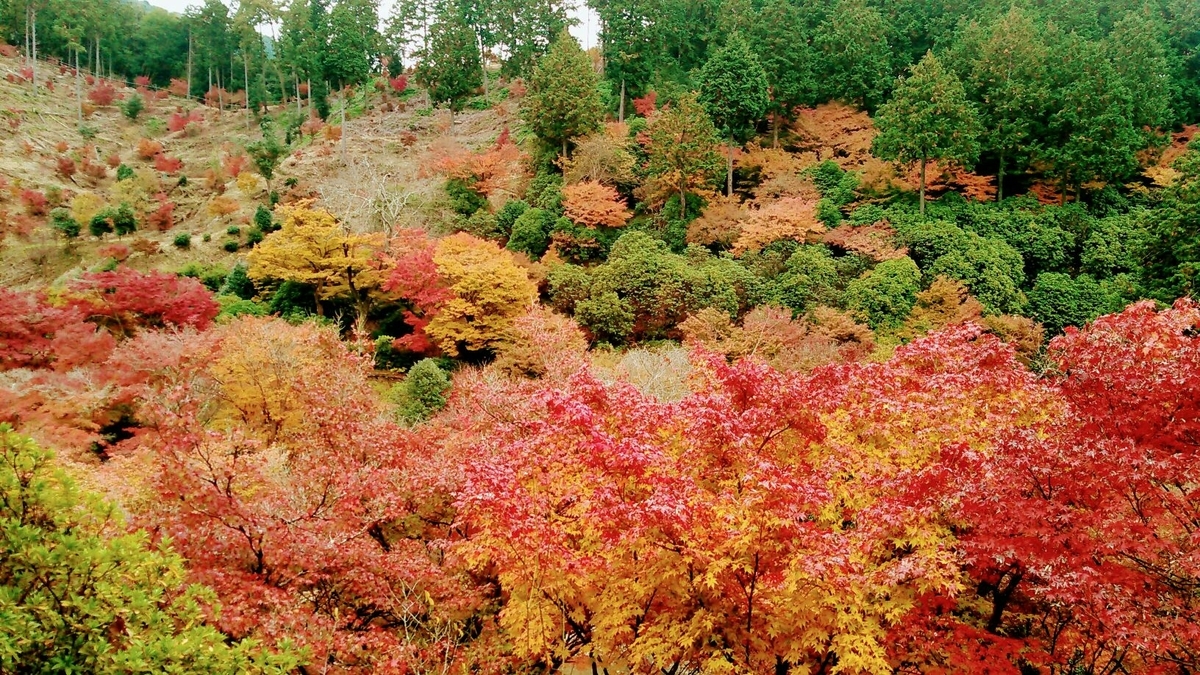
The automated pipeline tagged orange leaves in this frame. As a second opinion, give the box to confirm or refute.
[561,180,631,228]
[822,222,908,261]
[427,133,526,198]
[153,153,183,174]
[136,138,163,160]
[731,197,826,255]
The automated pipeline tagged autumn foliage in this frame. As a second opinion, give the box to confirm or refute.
[561,180,632,228]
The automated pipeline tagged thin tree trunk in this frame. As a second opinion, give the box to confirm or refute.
[919,154,927,216]
[479,35,488,98]
[1059,176,1067,206]
[773,113,780,149]
[562,137,567,158]
[679,182,686,219]
[996,150,1005,202]
[245,55,250,128]
[75,49,82,125]
[187,32,192,100]
[217,68,223,110]
[619,79,625,123]
[30,8,36,95]
[340,87,347,163]
[295,75,301,116]
[307,77,312,117]
[726,143,734,197]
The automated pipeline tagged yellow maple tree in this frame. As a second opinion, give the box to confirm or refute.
[247,201,385,317]
[426,233,537,356]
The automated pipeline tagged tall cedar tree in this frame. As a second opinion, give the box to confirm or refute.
[813,0,893,110]
[593,0,660,119]
[415,10,483,112]
[325,0,379,89]
[1045,35,1140,200]
[699,33,769,196]
[746,0,818,148]
[874,51,981,215]
[958,8,1048,201]
[645,92,722,219]
[523,31,605,157]
[1104,13,1174,136]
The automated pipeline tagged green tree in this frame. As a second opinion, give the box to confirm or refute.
[957,8,1048,201]
[0,426,303,674]
[391,359,451,425]
[812,0,892,110]
[645,91,721,219]
[246,119,286,195]
[415,9,483,112]
[844,256,922,329]
[593,0,660,119]
[873,51,981,216]
[1104,13,1174,137]
[523,31,605,157]
[745,0,817,147]
[698,33,768,196]
[325,0,380,89]
[1044,34,1140,201]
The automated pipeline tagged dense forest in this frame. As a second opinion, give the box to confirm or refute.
[2,0,1200,673]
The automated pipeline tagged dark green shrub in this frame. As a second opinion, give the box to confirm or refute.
[222,240,240,252]
[173,232,191,248]
[390,359,451,425]
[507,207,554,258]
[116,164,134,182]
[226,225,241,236]
[496,199,529,236]
[50,208,80,238]
[446,178,487,216]
[122,95,144,120]
[220,263,256,300]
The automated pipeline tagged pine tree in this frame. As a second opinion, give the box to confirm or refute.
[523,31,605,157]
[415,9,483,112]
[699,33,768,196]
[325,0,379,89]
[873,51,981,215]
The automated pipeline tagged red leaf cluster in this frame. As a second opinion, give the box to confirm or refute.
[632,90,657,117]
[389,74,408,93]
[153,153,183,174]
[68,267,219,336]
[87,81,117,106]
[19,188,46,216]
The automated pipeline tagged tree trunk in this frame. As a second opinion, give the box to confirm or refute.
[919,154,927,216]
[619,79,625,123]
[307,78,312,118]
[295,75,301,116]
[726,143,734,197]
[244,55,251,128]
[479,35,489,98]
[772,113,780,149]
[1060,176,1067,206]
[996,150,1005,202]
[30,8,36,95]
[340,88,347,163]
[562,137,568,159]
[218,69,223,110]
[75,49,81,125]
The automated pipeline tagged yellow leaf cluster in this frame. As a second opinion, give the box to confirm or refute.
[426,233,537,356]
[247,202,385,315]
[69,192,106,226]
